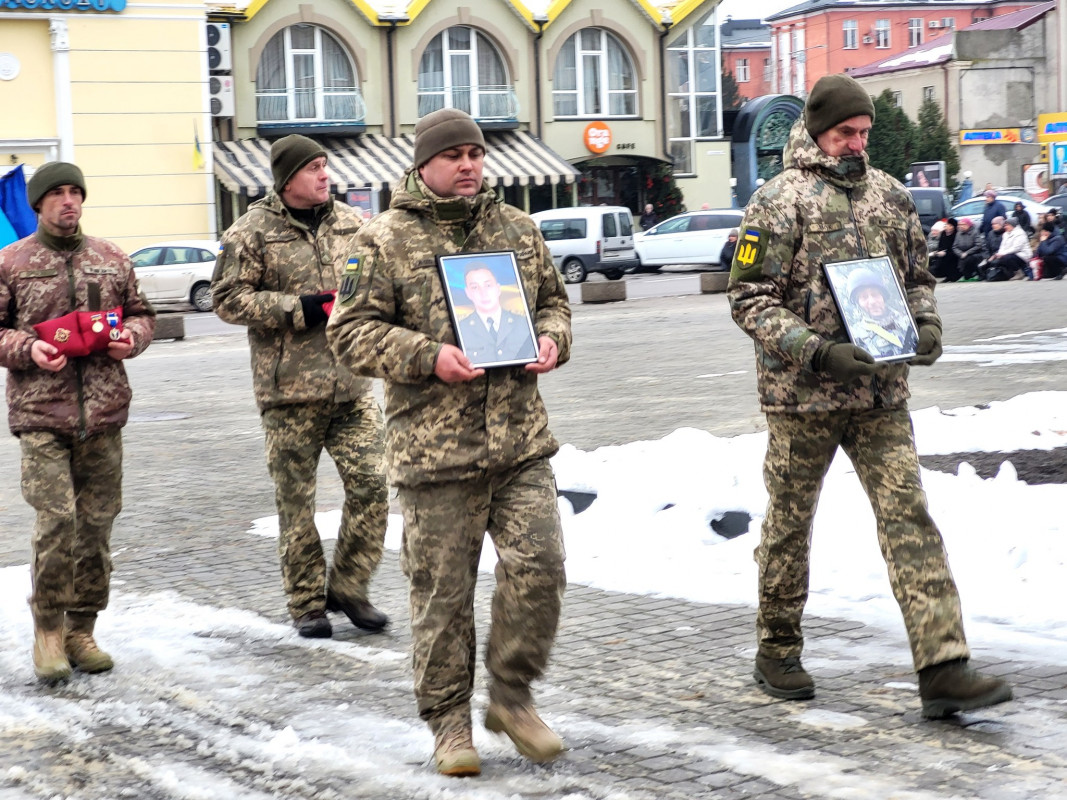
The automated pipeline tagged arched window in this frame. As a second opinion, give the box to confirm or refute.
[417,27,515,120]
[552,29,637,118]
[256,24,364,123]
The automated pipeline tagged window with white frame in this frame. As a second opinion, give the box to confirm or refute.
[665,13,720,175]
[417,27,513,120]
[923,85,935,103]
[256,24,362,123]
[908,18,923,47]
[892,91,903,107]
[875,19,890,48]
[552,28,637,118]
[736,58,749,83]
[943,18,955,28]
[843,20,857,49]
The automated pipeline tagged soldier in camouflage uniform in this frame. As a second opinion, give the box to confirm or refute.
[212,135,389,640]
[0,162,156,682]
[728,75,1011,719]
[327,109,570,776]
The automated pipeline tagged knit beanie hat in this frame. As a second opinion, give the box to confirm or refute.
[27,162,87,211]
[271,134,326,193]
[414,108,486,168]
[804,74,876,138]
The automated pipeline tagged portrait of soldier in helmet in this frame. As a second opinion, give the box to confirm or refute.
[840,263,919,360]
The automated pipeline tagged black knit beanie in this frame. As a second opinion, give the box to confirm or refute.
[413,108,486,168]
[27,162,87,211]
[271,134,327,193]
[804,74,876,138]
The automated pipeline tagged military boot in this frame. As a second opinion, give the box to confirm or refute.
[64,611,114,673]
[485,703,564,762]
[293,610,332,639]
[918,659,1012,719]
[753,653,815,700]
[433,727,481,777]
[325,590,388,632]
[32,611,72,683]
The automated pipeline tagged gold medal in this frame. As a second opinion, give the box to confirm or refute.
[55,328,70,343]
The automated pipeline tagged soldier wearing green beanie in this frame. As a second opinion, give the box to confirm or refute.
[270,134,327,194]
[413,107,487,168]
[26,162,87,211]
[728,74,1013,720]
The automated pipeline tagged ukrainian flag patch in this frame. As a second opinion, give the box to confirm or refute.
[338,256,363,305]
[731,226,770,281]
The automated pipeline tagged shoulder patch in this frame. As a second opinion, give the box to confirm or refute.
[338,256,363,306]
[730,225,771,282]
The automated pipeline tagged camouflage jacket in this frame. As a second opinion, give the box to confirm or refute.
[0,230,156,436]
[727,118,939,413]
[327,170,572,486]
[212,192,371,412]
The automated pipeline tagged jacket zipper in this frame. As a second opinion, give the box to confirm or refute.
[845,189,869,258]
[66,254,89,440]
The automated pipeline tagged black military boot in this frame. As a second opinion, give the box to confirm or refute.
[918,659,1012,719]
[754,653,815,700]
[294,610,332,639]
[325,591,388,632]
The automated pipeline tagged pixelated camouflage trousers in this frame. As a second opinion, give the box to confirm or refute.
[261,396,388,620]
[757,408,970,672]
[21,428,122,617]
[397,457,566,732]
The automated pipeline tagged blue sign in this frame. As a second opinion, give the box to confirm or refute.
[0,0,126,11]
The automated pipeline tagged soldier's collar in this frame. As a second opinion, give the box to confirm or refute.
[36,225,85,253]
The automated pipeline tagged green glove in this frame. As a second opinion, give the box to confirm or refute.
[911,325,942,366]
[812,342,881,382]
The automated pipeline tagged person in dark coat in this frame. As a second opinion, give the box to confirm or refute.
[979,190,1007,235]
[719,229,738,267]
[639,203,657,231]
[930,217,960,281]
[1036,222,1067,280]
[1011,201,1033,236]
[952,217,987,280]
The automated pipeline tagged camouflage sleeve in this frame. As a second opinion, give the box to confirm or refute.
[0,259,35,370]
[531,235,572,366]
[117,254,156,357]
[211,225,297,331]
[727,191,825,371]
[326,239,442,383]
[901,197,940,330]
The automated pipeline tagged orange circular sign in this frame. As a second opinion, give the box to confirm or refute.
[584,122,612,154]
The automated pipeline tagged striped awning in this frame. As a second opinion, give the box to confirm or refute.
[213,131,580,198]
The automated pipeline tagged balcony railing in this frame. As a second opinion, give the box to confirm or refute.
[416,85,519,122]
[256,86,367,124]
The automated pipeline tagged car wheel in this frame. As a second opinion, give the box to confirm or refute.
[605,269,624,280]
[562,258,587,284]
[190,281,213,312]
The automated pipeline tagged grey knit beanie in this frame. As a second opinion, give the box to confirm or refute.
[804,74,876,137]
[27,162,87,211]
[271,134,326,193]
[414,108,486,168]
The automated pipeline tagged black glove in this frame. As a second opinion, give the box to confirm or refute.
[299,293,333,328]
[812,342,881,382]
[911,324,942,366]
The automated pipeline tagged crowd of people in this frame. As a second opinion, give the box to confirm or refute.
[929,190,1067,282]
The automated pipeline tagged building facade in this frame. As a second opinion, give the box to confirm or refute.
[721,17,772,104]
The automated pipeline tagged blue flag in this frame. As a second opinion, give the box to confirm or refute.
[0,165,37,239]
[0,208,17,248]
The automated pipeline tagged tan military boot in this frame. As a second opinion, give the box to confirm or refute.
[32,611,72,683]
[433,727,481,777]
[64,611,114,674]
[485,703,564,762]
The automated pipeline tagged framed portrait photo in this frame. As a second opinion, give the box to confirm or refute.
[437,251,540,369]
[824,256,919,363]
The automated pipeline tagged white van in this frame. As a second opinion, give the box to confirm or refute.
[530,206,640,284]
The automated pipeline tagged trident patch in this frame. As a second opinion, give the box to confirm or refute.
[338,256,363,306]
[730,226,770,282]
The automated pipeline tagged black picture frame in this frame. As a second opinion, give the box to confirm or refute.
[824,256,919,362]
[436,250,539,368]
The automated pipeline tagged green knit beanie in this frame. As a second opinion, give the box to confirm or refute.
[271,134,327,193]
[413,108,486,168]
[804,74,876,138]
[27,162,87,211]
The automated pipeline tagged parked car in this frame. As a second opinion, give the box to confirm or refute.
[129,240,219,312]
[530,206,639,284]
[632,209,745,272]
[907,187,953,235]
[950,195,1051,231]
[1042,193,1067,216]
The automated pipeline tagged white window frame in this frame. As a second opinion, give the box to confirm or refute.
[875,19,890,49]
[843,20,857,50]
[943,17,956,28]
[736,58,750,83]
[892,91,903,107]
[552,28,638,118]
[416,27,514,120]
[665,13,722,176]
[923,85,936,103]
[908,18,923,47]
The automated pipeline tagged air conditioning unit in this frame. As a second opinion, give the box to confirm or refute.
[206,22,232,72]
[928,20,941,29]
[210,75,235,117]
[862,35,873,44]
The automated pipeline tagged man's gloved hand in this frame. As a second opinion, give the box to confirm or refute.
[911,324,942,366]
[299,293,333,328]
[812,342,881,382]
